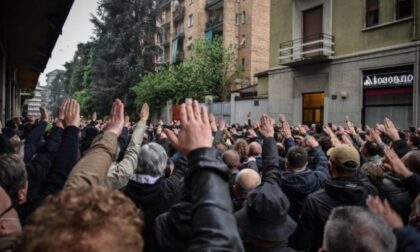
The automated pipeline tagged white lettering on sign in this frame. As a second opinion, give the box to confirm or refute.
[363,73,414,87]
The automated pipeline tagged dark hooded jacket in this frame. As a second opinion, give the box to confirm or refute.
[123,156,187,252]
[290,176,377,252]
[280,146,329,221]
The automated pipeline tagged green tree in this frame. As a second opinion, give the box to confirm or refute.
[47,71,66,116]
[88,0,162,116]
[133,37,238,112]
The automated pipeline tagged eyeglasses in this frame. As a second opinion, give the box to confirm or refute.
[0,202,17,219]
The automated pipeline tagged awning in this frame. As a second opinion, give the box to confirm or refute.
[1,0,74,90]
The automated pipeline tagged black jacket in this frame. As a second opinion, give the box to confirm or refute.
[123,156,187,252]
[291,176,377,252]
[186,147,244,251]
[381,172,412,224]
[17,126,63,223]
[281,146,329,221]
[395,226,420,252]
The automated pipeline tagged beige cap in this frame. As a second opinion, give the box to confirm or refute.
[327,144,360,170]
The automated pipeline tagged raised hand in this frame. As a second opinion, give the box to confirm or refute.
[124,115,130,128]
[384,118,400,141]
[258,114,274,138]
[369,128,383,145]
[139,103,149,122]
[63,99,80,127]
[92,111,97,122]
[282,121,292,139]
[103,99,125,136]
[383,146,412,178]
[367,195,403,229]
[164,100,213,156]
[345,115,356,135]
[304,135,319,149]
[279,113,287,124]
[218,117,226,131]
[209,113,217,133]
[40,106,49,122]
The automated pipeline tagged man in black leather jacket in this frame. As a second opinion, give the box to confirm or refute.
[165,99,244,251]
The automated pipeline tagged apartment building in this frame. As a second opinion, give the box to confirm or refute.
[257,0,419,128]
[157,0,270,87]
[25,84,47,117]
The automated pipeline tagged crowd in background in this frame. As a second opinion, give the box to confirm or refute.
[0,98,419,252]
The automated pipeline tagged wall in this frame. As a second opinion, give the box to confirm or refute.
[269,0,293,68]
[333,0,417,56]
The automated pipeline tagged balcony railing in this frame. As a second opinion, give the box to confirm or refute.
[206,0,223,10]
[173,6,185,22]
[279,33,335,66]
[206,16,223,32]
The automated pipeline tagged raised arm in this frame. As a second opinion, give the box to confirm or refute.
[65,99,125,190]
[106,103,149,189]
[165,100,244,252]
[23,107,48,164]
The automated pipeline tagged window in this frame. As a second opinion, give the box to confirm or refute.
[241,11,246,24]
[365,0,379,27]
[239,34,246,48]
[396,0,412,19]
[188,14,193,27]
[241,58,245,71]
[235,13,241,25]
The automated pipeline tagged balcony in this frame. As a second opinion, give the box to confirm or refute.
[173,6,185,23]
[279,33,335,67]
[160,0,171,10]
[206,0,223,10]
[206,16,223,32]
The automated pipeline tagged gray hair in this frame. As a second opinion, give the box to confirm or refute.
[323,206,396,252]
[136,143,168,177]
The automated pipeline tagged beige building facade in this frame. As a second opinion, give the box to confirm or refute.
[258,0,420,128]
[157,0,270,87]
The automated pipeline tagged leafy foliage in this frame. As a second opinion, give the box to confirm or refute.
[133,38,238,112]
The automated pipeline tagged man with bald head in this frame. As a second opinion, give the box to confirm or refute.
[241,142,262,172]
[222,149,242,198]
[233,168,261,211]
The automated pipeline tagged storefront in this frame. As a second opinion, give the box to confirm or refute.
[362,65,414,129]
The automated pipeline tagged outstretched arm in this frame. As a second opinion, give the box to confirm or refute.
[65,99,125,190]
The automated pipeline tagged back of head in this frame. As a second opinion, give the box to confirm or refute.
[0,154,27,205]
[234,169,261,199]
[286,147,308,171]
[318,136,332,154]
[248,142,262,157]
[136,143,168,177]
[410,135,420,149]
[363,141,381,157]
[222,150,241,171]
[402,150,420,174]
[234,139,248,162]
[328,145,360,177]
[22,186,143,252]
[0,135,14,155]
[323,206,396,252]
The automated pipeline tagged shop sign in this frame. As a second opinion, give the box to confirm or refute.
[363,71,414,88]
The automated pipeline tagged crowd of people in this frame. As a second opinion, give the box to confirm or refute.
[0,98,419,252]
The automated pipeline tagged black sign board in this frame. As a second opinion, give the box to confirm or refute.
[363,70,414,89]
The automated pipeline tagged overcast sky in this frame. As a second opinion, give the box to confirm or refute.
[39,0,98,86]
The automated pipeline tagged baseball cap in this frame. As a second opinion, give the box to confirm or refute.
[327,144,360,170]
